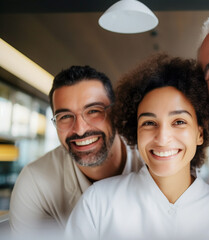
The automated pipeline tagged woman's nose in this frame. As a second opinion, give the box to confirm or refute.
[154,125,172,146]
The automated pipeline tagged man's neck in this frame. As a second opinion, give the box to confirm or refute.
[77,134,126,181]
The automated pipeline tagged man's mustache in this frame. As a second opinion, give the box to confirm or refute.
[66,131,105,144]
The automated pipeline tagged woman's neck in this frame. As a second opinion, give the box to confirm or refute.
[150,165,195,204]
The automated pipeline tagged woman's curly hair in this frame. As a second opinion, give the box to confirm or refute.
[114,53,209,168]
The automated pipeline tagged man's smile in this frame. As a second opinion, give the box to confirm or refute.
[72,137,99,146]
[66,131,105,154]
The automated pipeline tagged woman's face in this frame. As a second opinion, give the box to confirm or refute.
[137,86,203,179]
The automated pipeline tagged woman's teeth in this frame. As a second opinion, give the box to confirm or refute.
[75,137,98,146]
[153,149,179,157]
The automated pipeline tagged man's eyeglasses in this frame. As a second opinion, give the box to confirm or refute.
[51,104,112,131]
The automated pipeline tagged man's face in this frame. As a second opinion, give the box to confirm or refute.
[198,33,209,90]
[52,80,115,167]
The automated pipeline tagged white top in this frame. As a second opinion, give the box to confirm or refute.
[9,141,143,234]
[65,165,209,240]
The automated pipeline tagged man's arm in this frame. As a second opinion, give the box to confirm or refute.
[9,165,52,234]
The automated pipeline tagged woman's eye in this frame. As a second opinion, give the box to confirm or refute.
[142,121,156,126]
[173,120,186,125]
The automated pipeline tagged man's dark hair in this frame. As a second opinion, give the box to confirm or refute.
[114,53,209,168]
[49,65,115,111]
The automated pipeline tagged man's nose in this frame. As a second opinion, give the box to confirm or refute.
[72,114,89,135]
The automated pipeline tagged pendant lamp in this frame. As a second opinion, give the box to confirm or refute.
[98,0,158,34]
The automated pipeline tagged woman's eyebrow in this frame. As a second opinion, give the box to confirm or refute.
[168,110,192,117]
[137,112,156,121]
[137,110,192,121]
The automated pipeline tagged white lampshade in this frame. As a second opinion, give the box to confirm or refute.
[98,0,158,34]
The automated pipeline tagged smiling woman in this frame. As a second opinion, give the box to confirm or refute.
[136,86,203,200]
[65,53,209,240]
[115,53,209,169]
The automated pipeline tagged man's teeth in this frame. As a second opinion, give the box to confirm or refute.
[75,137,98,146]
[153,150,178,157]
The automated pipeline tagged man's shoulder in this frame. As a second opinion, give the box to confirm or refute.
[83,166,147,207]
[93,171,137,195]
[92,165,147,195]
[28,145,68,167]
[21,145,73,180]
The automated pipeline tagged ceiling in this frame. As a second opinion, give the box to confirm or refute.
[1,0,209,12]
[1,0,209,98]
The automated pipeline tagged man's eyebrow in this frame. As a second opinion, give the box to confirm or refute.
[137,110,192,121]
[84,102,106,109]
[54,109,71,115]
[54,102,107,115]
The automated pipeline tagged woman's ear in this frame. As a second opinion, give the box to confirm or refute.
[197,126,204,146]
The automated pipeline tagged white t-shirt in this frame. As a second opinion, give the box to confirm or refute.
[65,165,209,240]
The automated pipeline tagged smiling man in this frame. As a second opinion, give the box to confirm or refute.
[52,80,116,171]
[9,65,142,236]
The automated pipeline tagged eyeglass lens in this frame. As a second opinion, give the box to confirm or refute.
[53,105,107,131]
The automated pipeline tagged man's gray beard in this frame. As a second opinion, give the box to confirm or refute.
[68,128,116,167]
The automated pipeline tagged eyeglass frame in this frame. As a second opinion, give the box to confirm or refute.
[51,103,113,132]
